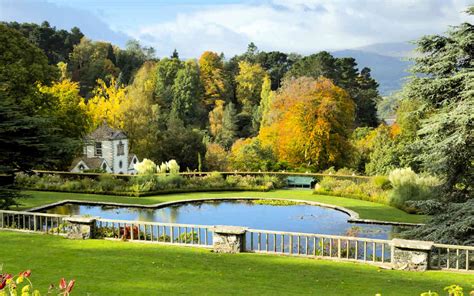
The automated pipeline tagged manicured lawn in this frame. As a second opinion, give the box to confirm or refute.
[1,231,471,295]
[15,190,426,223]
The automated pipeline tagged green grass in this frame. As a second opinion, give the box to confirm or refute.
[15,189,426,223]
[1,231,471,296]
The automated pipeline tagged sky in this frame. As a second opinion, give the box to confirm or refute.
[0,0,472,58]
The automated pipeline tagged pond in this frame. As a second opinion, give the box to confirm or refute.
[40,200,405,239]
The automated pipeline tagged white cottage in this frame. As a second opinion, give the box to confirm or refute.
[70,122,139,174]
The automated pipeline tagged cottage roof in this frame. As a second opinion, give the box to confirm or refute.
[86,122,127,141]
[70,157,109,171]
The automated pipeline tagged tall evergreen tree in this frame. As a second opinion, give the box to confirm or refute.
[219,102,239,149]
[0,24,79,208]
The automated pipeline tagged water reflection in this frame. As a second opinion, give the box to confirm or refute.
[42,200,406,239]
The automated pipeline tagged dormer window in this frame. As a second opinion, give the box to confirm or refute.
[117,141,124,156]
[95,142,102,156]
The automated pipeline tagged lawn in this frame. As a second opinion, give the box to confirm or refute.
[1,231,471,296]
[15,189,426,223]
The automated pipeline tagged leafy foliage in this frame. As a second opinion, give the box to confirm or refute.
[259,77,355,170]
[229,138,277,171]
[3,21,83,65]
[286,51,380,127]
[402,7,474,201]
[403,199,474,245]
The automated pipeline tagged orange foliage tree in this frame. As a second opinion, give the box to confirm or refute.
[259,77,355,170]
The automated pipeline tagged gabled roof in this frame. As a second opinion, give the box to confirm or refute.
[70,157,110,171]
[128,154,138,168]
[86,121,127,141]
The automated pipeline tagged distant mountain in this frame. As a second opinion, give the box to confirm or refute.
[352,42,417,58]
[332,45,413,96]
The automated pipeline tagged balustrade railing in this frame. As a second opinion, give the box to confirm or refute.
[246,229,391,265]
[1,210,472,272]
[0,210,68,235]
[95,218,214,247]
[431,243,474,272]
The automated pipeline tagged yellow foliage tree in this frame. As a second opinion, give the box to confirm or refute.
[120,61,163,158]
[86,77,126,128]
[208,99,225,137]
[235,61,267,113]
[38,79,90,137]
[198,51,228,109]
[259,77,355,170]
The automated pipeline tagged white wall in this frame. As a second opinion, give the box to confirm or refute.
[112,139,129,174]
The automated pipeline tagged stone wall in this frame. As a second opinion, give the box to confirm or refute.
[391,239,434,271]
[212,226,247,253]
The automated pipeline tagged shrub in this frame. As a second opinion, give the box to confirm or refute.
[314,176,389,204]
[167,160,180,175]
[95,175,125,192]
[134,158,157,175]
[373,175,391,190]
[15,172,282,195]
[388,168,441,211]
[59,180,83,191]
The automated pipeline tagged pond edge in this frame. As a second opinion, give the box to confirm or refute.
[27,197,424,227]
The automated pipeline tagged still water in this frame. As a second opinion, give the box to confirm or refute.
[41,200,404,239]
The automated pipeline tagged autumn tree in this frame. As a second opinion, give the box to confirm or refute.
[198,51,229,110]
[86,77,126,128]
[259,77,355,170]
[286,51,380,127]
[38,79,90,139]
[235,61,267,113]
[255,75,274,131]
[205,143,228,171]
[208,100,225,139]
[120,61,165,159]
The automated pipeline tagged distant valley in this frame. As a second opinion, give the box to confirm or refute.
[332,42,415,96]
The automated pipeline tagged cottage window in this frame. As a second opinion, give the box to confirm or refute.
[102,163,107,171]
[79,164,85,171]
[119,160,123,168]
[95,142,102,156]
[117,141,125,156]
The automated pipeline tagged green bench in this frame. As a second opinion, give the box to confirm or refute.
[286,176,315,189]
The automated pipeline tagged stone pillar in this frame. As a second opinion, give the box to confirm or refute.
[391,238,434,271]
[64,216,98,240]
[212,226,248,253]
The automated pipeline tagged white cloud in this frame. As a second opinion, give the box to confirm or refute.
[133,0,472,58]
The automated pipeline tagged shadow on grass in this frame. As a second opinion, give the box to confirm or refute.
[1,231,470,296]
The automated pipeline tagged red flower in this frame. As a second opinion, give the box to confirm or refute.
[59,278,67,290]
[20,270,31,278]
[0,273,13,289]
